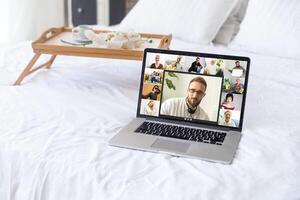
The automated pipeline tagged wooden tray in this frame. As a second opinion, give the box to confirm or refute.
[14,27,172,85]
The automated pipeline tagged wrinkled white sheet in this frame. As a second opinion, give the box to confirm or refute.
[0,39,299,200]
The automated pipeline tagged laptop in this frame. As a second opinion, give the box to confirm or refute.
[109,48,250,164]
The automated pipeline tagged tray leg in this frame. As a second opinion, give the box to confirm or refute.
[45,55,56,69]
[14,53,41,86]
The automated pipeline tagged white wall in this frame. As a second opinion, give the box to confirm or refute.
[0,0,65,45]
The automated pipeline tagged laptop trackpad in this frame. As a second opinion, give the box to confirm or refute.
[151,138,190,153]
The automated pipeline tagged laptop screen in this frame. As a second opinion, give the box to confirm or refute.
[137,49,250,130]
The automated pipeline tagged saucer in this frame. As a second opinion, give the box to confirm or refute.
[61,39,92,46]
[72,35,92,43]
[73,38,92,43]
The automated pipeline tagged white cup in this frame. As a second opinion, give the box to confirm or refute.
[72,25,92,41]
[107,40,124,49]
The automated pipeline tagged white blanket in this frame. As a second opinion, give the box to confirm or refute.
[0,40,299,200]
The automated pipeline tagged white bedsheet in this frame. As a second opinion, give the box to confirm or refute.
[0,39,299,200]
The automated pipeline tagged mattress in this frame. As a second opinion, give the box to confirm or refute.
[0,39,299,200]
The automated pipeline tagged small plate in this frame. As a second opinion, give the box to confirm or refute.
[61,39,92,46]
[73,38,92,43]
[72,35,92,43]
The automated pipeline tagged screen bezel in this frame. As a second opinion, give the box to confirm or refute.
[136,48,251,132]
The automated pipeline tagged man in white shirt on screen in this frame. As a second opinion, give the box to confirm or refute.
[219,110,236,127]
[160,77,209,120]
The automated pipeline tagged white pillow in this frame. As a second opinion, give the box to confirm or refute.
[230,0,300,59]
[120,0,239,44]
[213,0,249,45]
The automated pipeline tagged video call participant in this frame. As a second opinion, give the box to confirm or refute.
[210,59,224,76]
[150,55,163,69]
[228,61,246,77]
[143,100,157,116]
[232,78,244,94]
[160,77,209,120]
[188,57,204,73]
[221,93,235,110]
[150,71,161,83]
[142,85,161,100]
[219,110,236,127]
[172,56,183,70]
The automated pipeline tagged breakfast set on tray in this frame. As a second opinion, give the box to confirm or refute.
[14,25,172,85]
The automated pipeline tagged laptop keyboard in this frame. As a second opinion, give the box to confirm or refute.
[135,121,227,145]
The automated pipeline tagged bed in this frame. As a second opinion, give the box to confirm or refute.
[0,0,299,199]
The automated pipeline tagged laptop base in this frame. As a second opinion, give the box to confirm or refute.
[109,118,241,164]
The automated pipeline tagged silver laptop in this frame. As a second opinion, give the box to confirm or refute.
[109,48,250,164]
